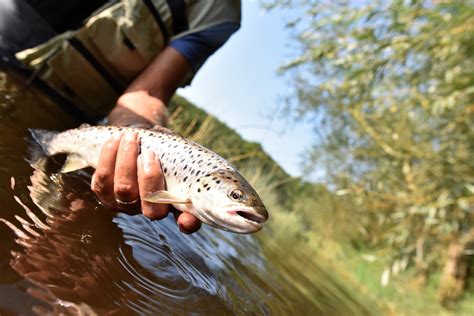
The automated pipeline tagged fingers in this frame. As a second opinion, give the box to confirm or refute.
[114,132,140,204]
[174,211,201,234]
[137,151,201,233]
[137,150,169,219]
[91,132,140,211]
[90,130,202,234]
[91,133,121,206]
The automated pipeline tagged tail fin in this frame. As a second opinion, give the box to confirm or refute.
[29,129,58,156]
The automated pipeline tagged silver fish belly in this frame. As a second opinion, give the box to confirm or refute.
[30,126,269,234]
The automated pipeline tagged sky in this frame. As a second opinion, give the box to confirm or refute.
[179,0,314,178]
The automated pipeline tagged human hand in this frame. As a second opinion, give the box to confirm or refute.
[91,131,201,234]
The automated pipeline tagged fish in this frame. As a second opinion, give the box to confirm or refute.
[29,125,269,234]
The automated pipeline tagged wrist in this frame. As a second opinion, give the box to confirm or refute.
[108,90,169,127]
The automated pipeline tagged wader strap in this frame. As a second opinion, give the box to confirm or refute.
[143,0,169,45]
[166,0,189,34]
[68,37,124,94]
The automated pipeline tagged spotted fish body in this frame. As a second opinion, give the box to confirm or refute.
[30,126,269,233]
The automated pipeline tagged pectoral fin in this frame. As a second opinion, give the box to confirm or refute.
[61,155,89,173]
[143,190,191,204]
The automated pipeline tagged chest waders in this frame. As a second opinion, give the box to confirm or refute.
[16,0,241,118]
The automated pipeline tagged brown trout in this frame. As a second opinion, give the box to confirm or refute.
[30,125,269,234]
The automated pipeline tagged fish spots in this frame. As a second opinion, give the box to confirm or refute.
[164,167,167,174]
[207,187,210,191]
[183,176,188,182]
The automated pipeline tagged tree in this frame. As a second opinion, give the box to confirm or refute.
[266,0,474,303]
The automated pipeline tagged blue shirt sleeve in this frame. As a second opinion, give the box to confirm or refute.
[169,22,240,73]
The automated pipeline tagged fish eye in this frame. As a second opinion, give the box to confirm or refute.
[229,189,244,201]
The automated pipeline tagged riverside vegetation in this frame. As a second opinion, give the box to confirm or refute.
[168,94,473,315]
[262,0,473,314]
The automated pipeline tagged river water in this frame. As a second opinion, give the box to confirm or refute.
[0,67,375,315]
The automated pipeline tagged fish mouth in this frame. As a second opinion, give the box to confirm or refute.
[195,206,268,234]
[217,206,268,234]
[236,211,266,224]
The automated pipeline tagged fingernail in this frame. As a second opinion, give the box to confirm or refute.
[142,150,155,173]
[106,133,120,148]
[125,132,136,141]
[113,132,123,141]
[143,149,154,163]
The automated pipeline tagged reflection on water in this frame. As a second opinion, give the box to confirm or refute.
[0,68,374,315]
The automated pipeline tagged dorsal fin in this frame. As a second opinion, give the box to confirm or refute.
[150,125,173,133]
[150,125,183,137]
